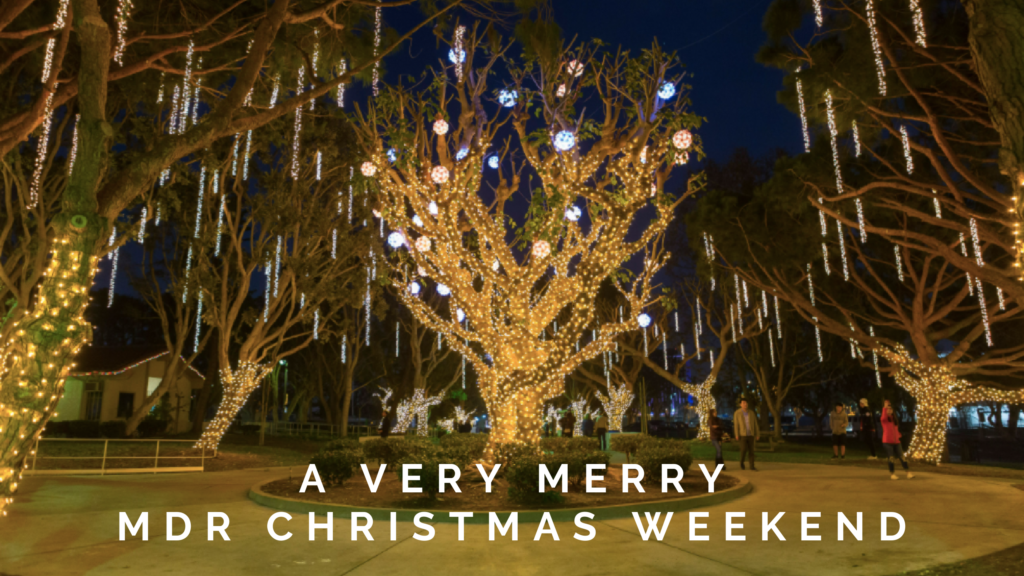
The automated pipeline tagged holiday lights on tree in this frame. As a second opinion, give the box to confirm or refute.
[351,36,701,461]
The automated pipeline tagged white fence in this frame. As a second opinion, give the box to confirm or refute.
[25,438,211,476]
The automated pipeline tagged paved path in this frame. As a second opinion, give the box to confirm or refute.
[1,460,1023,576]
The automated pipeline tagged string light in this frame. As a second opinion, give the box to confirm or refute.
[194,167,206,238]
[263,260,271,322]
[812,0,823,27]
[900,125,914,174]
[214,195,226,256]
[291,68,304,181]
[908,0,927,47]
[970,218,984,266]
[796,75,810,153]
[137,207,147,243]
[195,362,273,450]
[807,264,815,306]
[316,151,322,181]
[314,309,320,341]
[310,31,319,110]
[960,233,974,295]
[825,91,844,195]
[894,245,904,282]
[932,190,942,218]
[337,59,347,107]
[974,277,993,346]
[996,287,1006,310]
[372,0,382,96]
[769,330,776,367]
[597,384,634,432]
[243,130,253,181]
[554,131,576,152]
[822,243,831,276]
[869,326,882,387]
[273,236,282,298]
[28,90,56,209]
[453,25,466,83]
[341,334,347,364]
[194,290,203,353]
[837,220,850,280]
[269,74,280,108]
[813,318,823,362]
[107,239,119,308]
[852,120,861,158]
[865,0,887,96]
[183,246,193,303]
[68,114,80,177]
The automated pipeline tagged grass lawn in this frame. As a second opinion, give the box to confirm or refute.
[890,542,1024,576]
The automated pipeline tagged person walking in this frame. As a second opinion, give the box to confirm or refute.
[380,410,392,440]
[881,400,914,480]
[595,413,609,450]
[732,398,759,471]
[709,408,725,470]
[859,398,878,459]
[830,403,849,460]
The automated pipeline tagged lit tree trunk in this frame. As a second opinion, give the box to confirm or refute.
[0,0,109,515]
[693,377,716,441]
[483,374,560,463]
[195,363,271,450]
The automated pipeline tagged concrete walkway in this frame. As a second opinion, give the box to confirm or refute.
[1,459,1023,575]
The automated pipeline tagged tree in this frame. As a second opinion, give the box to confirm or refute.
[691,0,1024,463]
[351,30,705,460]
[0,0,468,514]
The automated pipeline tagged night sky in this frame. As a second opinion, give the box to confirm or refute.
[555,0,801,161]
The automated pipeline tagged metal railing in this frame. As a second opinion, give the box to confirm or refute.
[255,421,374,438]
[25,438,211,476]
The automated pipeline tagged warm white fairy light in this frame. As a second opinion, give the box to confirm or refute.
[774,295,782,340]
[597,384,634,432]
[813,318,823,362]
[273,236,282,298]
[341,334,347,363]
[825,91,844,194]
[190,74,202,126]
[270,75,280,108]
[68,114,80,177]
[853,198,867,243]
[812,0,823,26]
[974,277,993,346]
[168,86,181,135]
[821,243,831,276]
[315,151,322,181]
[696,302,702,334]
[894,244,904,282]
[970,218,984,266]
[155,202,163,226]
[180,42,195,131]
[769,331,776,367]
[996,287,1006,310]
[193,167,206,238]
[869,326,882,387]
[807,263,816,306]
[231,133,241,176]
[729,306,737,343]
[243,130,253,180]
[194,290,203,353]
[137,207,148,243]
[28,90,56,209]
[362,161,378,177]
[113,0,134,66]
[866,0,887,96]
[837,220,850,280]
[848,324,857,358]
[453,25,466,83]
[214,195,226,257]
[734,275,742,311]
[263,260,271,322]
[337,59,347,107]
[372,0,382,96]
[900,125,914,174]
[908,0,927,48]
[796,76,810,153]
[532,240,551,259]
[852,120,861,158]
[693,322,702,360]
[312,309,320,340]
[757,308,763,331]
[364,273,372,346]
[291,68,304,180]
[183,246,193,303]
[108,233,119,308]
[742,279,750,308]
[931,190,942,218]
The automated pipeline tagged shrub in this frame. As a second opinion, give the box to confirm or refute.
[65,420,101,438]
[505,453,565,505]
[310,449,362,487]
[363,437,435,465]
[43,420,71,437]
[540,437,570,453]
[99,420,127,439]
[324,438,363,452]
[635,441,694,484]
[136,419,168,438]
[394,453,446,499]
[544,449,611,489]
[610,434,654,463]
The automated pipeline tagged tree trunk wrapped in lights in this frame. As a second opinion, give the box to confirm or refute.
[596,383,634,432]
[352,31,704,461]
[881,345,1024,463]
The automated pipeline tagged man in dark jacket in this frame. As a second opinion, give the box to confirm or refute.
[560,412,576,437]
[859,398,878,459]
[582,415,595,437]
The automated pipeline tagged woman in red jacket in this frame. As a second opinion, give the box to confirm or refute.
[881,400,914,480]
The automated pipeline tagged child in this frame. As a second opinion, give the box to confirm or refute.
[881,400,914,480]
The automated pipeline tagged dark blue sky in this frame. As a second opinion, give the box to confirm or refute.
[555,0,800,162]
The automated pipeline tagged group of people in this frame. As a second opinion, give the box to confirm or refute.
[707,398,914,480]
[545,412,610,450]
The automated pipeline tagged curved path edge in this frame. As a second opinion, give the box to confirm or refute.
[248,476,753,524]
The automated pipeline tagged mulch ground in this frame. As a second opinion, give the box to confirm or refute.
[892,543,1024,576]
[262,463,739,511]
